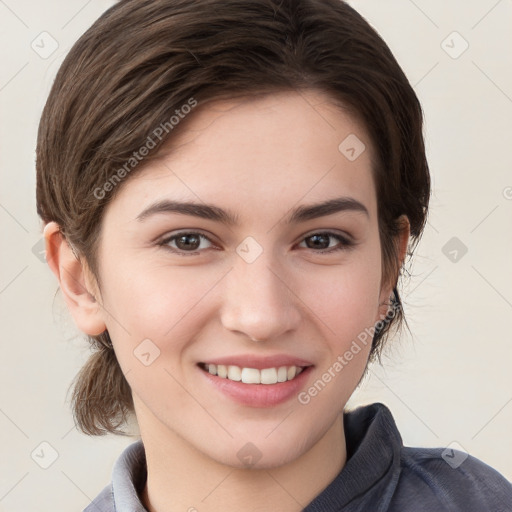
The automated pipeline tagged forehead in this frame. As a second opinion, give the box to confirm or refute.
[107,89,377,223]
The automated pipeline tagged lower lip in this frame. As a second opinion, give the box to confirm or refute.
[198,365,313,408]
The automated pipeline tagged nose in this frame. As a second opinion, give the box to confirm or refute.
[220,250,301,343]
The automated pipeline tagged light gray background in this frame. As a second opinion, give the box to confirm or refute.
[1,0,511,510]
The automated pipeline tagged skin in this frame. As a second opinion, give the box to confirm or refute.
[45,89,409,512]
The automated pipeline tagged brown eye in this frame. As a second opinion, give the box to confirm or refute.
[159,231,214,254]
[299,232,354,253]
[304,233,331,250]
[175,233,201,250]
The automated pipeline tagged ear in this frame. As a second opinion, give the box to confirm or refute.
[44,221,107,336]
[376,214,410,322]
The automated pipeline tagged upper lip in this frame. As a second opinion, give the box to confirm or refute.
[199,355,314,370]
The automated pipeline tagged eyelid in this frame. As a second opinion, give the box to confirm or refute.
[299,228,354,243]
[296,230,355,253]
[157,230,217,252]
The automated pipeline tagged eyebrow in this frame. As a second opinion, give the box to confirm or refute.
[136,196,369,224]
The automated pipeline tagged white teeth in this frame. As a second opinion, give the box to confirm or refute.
[202,363,306,384]
[277,366,288,382]
[241,368,260,384]
[261,368,278,384]
[227,365,242,381]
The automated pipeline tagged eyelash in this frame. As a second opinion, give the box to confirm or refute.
[157,230,354,256]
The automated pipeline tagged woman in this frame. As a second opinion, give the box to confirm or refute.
[37,0,512,510]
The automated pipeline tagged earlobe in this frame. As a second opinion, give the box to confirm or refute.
[44,222,106,336]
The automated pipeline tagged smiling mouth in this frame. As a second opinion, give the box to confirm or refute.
[198,362,310,384]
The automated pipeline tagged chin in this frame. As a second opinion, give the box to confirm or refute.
[198,428,319,471]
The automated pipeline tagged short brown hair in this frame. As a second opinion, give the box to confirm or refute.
[36,0,430,436]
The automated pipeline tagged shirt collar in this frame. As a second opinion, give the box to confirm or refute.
[304,402,403,511]
[111,438,147,511]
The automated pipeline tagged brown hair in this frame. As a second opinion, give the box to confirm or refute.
[36,0,430,435]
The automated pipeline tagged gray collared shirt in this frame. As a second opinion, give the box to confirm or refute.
[84,403,512,511]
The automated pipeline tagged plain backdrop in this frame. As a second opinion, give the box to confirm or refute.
[1,0,511,510]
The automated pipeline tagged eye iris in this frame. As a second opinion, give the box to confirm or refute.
[176,233,200,250]
[307,234,330,250]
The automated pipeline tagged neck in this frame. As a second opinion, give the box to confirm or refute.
[139,412,346,512]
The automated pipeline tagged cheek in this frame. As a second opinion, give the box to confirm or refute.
[295,253,381,412]
[300,248,382,337]
[99,263,219,405]
[100,259,223,348]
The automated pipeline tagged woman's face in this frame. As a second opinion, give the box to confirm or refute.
[93,89,403,468]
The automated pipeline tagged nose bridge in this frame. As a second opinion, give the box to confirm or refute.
[220,243,300,341]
